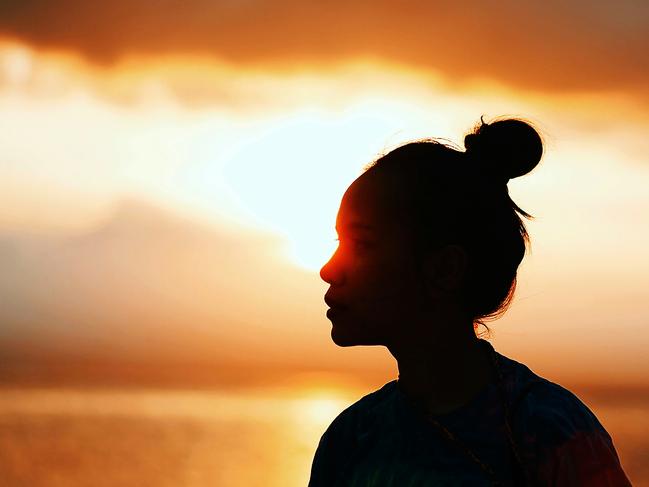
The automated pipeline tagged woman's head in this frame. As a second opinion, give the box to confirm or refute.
[320,117,543,347]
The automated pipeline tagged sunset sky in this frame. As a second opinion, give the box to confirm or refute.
[0,1,648,388]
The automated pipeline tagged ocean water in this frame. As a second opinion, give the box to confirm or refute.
[0,387,645,486]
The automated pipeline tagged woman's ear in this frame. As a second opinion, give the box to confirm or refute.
[423,244,468,293]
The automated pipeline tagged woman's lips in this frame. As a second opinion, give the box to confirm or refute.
[324,295,348,320]
[324,295,346,309]
[326,307,346,320]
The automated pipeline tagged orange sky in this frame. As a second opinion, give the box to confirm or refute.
[1,1,647,97]
[0,2,648,389]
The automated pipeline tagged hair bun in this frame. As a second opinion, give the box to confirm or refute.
[464,117,543,183]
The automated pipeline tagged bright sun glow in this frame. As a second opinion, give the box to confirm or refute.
[280,374,360,429]
[289,390,353,433]
[303,397,347,425]
[218,98,449,270]
[0,41,518,272]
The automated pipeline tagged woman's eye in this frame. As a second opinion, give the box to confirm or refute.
[335,237,371,251]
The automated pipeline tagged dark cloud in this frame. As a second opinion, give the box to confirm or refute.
[0,0,647,96]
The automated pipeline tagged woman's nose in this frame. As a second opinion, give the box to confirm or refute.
[320,252,344,286]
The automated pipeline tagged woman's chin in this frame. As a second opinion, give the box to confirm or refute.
[330,327,361,347]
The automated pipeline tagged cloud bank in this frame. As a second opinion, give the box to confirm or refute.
[0,0,647,97]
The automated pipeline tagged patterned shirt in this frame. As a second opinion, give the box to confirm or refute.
[308,340,631,486]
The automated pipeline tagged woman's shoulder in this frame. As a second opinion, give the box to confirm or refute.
[495,349,607,443]
[495,348,631,485]
[323,380,398,438]
[512,378,611,454]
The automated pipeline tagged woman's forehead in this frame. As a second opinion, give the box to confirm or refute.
[336,172,401,231]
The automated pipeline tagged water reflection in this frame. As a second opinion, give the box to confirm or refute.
[0,386,645,486]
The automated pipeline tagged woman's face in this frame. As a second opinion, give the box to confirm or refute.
[320,170,427,347]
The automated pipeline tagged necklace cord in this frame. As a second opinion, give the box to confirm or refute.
[488,342,532,487]
[404,341,532,486]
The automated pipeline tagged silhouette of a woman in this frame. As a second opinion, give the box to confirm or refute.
[309,118,631,486]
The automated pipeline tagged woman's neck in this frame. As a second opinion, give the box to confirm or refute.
[390,328,495,415]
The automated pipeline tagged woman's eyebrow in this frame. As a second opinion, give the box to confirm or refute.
[335,222,375,233]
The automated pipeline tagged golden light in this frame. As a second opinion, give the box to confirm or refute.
[218,97,449,270]
[0,45,32,85]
